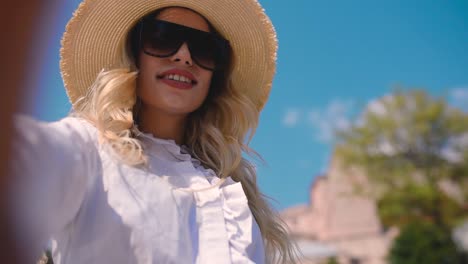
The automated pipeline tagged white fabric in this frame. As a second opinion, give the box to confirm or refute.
[9,115,265,264]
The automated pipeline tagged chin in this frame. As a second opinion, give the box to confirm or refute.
[164,106,198,116]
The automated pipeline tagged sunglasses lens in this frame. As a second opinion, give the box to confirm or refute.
[189,36,217,70]
[142,20,182,56]
[140,20,230,71]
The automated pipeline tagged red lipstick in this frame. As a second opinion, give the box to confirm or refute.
[157,69,197,90]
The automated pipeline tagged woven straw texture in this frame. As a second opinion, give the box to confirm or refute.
[60,0,277,111]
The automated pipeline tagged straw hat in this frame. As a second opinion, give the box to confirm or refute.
[60,0,278,111]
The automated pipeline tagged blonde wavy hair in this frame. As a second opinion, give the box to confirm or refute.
[74,10,298,263]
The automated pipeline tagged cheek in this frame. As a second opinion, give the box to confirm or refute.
[136,57,158,96]
[199,71,213,95]
[137,68,151,92]
[192,71,213,106]
[136,74,150,102]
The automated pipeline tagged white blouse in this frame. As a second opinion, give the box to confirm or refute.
[9,115,265,264]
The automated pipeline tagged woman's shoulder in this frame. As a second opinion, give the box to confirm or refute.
[14,114,99,145]
[60,115,97,133]
[58,115,101,145]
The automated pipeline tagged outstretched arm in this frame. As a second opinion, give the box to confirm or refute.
[9,115,100,262]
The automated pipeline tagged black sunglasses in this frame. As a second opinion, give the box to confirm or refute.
[138,18,231,71]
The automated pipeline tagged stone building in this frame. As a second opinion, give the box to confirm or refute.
[281,158,397,264]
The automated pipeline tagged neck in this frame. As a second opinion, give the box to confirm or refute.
[137,105,187,145]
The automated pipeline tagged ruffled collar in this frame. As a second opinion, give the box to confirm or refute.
[132,126,188,159]
[132,126,218,180]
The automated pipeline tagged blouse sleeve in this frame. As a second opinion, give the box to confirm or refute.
[8,115,100,261]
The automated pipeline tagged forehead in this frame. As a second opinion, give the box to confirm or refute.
[155,7,210,33]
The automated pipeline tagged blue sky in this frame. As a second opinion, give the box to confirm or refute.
[27,1,468,210]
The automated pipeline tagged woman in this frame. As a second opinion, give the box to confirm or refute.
[10,0,297,263]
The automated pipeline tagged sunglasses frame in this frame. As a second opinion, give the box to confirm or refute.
[138,18,231,71]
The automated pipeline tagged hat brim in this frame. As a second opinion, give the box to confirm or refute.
[60,0,277,111]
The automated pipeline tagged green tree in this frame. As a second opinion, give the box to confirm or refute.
[335,90,468,229]
[389,222,462,264]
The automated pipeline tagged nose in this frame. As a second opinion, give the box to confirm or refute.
[171,43,193,67]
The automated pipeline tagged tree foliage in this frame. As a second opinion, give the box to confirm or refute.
[335,90,468,229]
[389,222,464,264]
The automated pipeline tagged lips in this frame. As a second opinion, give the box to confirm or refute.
[157,69,198,89]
